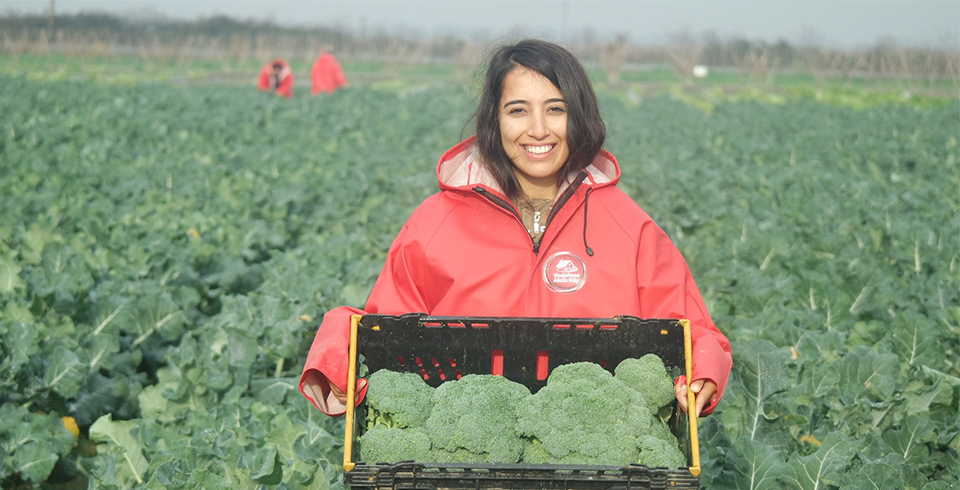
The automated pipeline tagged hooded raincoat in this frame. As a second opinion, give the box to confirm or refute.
[257,58,294,98]
[310,52,348,95]
[299,137,732,416]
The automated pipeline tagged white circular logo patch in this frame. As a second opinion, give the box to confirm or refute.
[542,251,587,293]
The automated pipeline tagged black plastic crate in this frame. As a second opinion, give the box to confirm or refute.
[342,313,701,490]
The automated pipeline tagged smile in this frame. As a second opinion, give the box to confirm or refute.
[524,144,554,155]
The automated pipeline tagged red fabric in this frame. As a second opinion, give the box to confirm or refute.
[257,58,294,98]
[300,137,732,416]
[310,52,348,95]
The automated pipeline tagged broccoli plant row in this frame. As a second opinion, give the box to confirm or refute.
[358,354,687,469]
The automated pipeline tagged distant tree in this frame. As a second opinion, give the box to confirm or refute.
[601,34,630,88]
[666,30,703,83]
[735,47,773,84]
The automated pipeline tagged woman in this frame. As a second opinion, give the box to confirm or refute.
[299,39,731,418]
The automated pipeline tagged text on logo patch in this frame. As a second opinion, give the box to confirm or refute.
[542,251,587,293]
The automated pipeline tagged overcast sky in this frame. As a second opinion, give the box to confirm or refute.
[2,0,958,48]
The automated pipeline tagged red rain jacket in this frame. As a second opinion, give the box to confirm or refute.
[257,58,294,98]
[299,137,732,416]
[310,52,348,95]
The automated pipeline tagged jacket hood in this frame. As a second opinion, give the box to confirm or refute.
[436,136,621,197]
[262,58,292,80]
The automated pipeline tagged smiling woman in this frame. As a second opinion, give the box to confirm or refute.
[300,38,732,422]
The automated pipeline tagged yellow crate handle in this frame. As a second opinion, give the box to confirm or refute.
[681,318,701,477]
[343,314,362,472]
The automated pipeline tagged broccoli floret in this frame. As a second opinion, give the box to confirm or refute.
[521,439,553,464]
[516,362,654,465]
[637,434,686,469]
[365,369,434,429]
[614,354,676,413]
[424,374,531,463]
[358,425,431,464]
[643,411,676,443]
[431,447,487,464]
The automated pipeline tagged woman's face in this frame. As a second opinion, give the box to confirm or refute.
[498,66,569,200]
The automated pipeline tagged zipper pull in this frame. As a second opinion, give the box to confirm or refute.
[533,211,542,236]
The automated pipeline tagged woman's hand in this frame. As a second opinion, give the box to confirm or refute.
[329,381,347,405]
[674,377,717,417]
[327,378,366,406]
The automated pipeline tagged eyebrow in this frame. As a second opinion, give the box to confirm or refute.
[502,98,566,109]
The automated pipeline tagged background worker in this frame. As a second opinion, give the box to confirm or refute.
[257,58,294,98]
[299,39,732,419]
[310,47,348,95]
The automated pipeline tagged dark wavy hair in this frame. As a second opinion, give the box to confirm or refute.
[472,39,606,201]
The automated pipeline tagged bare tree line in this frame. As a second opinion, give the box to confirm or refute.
[1,12,957,88]
[572,32,959,87]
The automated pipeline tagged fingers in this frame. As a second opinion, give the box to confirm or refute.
[330,378,367,405]
[689,379,704,394]
[674,377,718,417]
[694,380,718,417]
[674,375,689,412]
[329,381,347,404]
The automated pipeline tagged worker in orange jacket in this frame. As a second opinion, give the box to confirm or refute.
[257,58,294,98]
[310,49,348,95]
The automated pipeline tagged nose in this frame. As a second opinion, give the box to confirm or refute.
[527,113,549,139]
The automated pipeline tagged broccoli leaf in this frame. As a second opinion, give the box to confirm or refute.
[89,414,148,487]
[780,433,855,490]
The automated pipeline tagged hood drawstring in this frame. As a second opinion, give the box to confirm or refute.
[583,187,594,257]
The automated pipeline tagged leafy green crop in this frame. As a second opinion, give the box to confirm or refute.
[0,71,956,489]
[602,97,960,488]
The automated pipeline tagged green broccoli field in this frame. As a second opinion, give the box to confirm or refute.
[0,69,957,490]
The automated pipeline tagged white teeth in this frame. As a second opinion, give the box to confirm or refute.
[524,145,553,154]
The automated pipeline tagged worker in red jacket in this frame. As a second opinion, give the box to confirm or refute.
[310,49,348,95]
[257,58,294,98]
[299,39,732,419]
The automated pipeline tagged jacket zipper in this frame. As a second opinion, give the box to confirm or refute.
[534,171,587,253]
[474,172,588,255]
[472,187,537,252]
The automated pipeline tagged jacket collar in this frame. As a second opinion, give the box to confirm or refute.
[436,136,621,198]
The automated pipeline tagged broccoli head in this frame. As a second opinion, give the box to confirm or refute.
[364,369,435,429]
[614,354,676,413]
[359,425,431,464]
[515,362,654,465]
[637,434,686,469]
[424,374,531,463]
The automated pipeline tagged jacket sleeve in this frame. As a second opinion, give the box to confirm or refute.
[635,220,732,416]
[299,220,430,416]
[277,74,294,98]
[364,220,430,314]
[299,305,368,415]
[257,69,270,91]
[334,61,348,88]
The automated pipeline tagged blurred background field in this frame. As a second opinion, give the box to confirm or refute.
[1,9,958,104]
